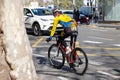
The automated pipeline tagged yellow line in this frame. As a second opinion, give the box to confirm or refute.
[76,41,120,51]
[86,54,97,57]
[32,37,44,48]
[86,53,120,57]
[32,38,120,51]
[77,53,97,57]
[81,46,100,49]
[31,38,120,57]
[81,46,120,51]
[100,53,120,57]
[104,48,120,50]
[76,51,120,57]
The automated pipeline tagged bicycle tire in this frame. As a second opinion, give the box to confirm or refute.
[48,44,65,69]
[70,47,88,75]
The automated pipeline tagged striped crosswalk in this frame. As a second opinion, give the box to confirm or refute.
[32,37,120,57]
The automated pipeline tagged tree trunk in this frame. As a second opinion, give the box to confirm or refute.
[0,0,37,80]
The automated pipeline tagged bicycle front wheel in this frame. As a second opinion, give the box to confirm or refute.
[70,48,88,75]
[48,44,65,69]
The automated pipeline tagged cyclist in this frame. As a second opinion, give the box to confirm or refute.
[46,8,78,54]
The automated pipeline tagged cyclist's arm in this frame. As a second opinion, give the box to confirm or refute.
[72,20,78,26]
[50,18,59,37]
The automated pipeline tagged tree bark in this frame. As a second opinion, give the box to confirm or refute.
[0,0,37,80]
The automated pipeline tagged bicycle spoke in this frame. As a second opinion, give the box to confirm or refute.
[70,48,88,75]
[48,44,65,69]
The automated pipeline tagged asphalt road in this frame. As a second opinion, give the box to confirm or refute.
[27,24,120,80]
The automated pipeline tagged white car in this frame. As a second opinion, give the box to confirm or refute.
[24,7,54,36]
[60,10,73,18]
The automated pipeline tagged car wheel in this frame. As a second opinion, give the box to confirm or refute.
[86,20,90,25]
[32,23,42,36]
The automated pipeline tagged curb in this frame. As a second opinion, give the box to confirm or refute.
[88,24,97,28]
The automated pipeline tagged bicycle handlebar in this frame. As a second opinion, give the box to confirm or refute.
[47,31,73,43]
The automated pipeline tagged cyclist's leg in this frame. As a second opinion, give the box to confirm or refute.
[70,31,78,48]
[73,30,78,41]
[58,36,67,47]
[70,35,73,48]
[58,31,69,47]
[69,31,78,68]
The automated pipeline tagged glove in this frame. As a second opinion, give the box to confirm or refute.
[46,36,52,42]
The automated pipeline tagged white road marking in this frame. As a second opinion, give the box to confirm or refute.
[33,46,49,48]
[83,40,103,44]
[90,28,107,32]
[57,76,68,80]
[89,60,103,65]
[33,53,45,57]
[113,44,120,47]
[65,38,70,41]
[88,36,113,41]
[97,71,120,78]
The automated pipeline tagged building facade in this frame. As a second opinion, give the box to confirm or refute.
[99,0,120,21]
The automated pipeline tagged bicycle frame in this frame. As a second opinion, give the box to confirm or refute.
[55,35,77,63]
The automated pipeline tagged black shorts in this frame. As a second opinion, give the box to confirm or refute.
[64,27,78,36]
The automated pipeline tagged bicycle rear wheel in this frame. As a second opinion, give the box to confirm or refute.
[48,44,65,69]
[70,47,88,75]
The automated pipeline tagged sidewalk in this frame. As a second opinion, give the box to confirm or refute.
[83,23,120,29]
[96,23,120,29]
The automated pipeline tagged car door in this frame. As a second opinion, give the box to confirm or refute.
[24,8,33,29]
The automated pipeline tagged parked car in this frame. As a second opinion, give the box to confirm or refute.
[80,6,94,19]
[24,7,54,36]
[60,10,90,25]
[79,13,90,25]
[60,10,73,18]
[80,6,99,23]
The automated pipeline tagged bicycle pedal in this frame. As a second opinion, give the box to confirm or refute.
[69,63,75,68]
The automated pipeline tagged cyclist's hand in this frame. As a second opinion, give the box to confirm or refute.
[46,38,51,42]
[46,36,52,42]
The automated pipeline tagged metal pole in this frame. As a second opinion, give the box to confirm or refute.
[73,0,75,5]
[87,0,90,6]
[90,0,94,23]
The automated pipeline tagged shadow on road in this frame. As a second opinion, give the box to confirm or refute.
[26,28,34,36]
[34,55,83,80]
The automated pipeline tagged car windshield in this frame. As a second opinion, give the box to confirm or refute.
[31,8,52,16]
[63,11,73,14]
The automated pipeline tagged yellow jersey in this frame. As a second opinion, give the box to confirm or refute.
[50,14,77,36]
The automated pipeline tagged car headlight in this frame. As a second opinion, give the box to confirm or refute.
[86,17,89,19]
[40,18,48,21]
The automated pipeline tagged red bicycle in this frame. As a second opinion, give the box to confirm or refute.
[47,34,88,75]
